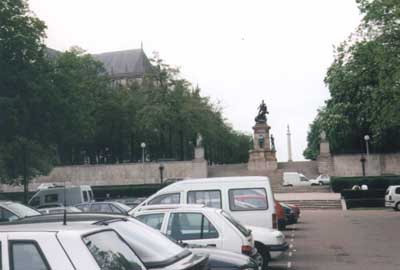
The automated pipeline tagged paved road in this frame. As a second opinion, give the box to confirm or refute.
[269,209,400,270]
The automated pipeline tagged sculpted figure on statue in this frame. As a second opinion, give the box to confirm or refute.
[255,100,269,123]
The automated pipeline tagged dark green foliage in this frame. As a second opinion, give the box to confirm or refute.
[304,0,400,158]
[341,189,386,208]
[91,184,167,201]
[0,0,251,190]
[331,175,400,192]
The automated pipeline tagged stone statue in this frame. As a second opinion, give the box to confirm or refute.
[255,100,269,123]
[271,134,276,151]
[258,135,265,149]
[320,130,327,141]
[196,133,203,147]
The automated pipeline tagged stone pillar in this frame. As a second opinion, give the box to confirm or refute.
[248,122,277,171]
[287,125,293,162]
[317,131,332,175]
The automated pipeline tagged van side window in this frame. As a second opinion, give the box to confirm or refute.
[396,187,400,194]
[187,190,222,208]
[167,213,219,240]
[44,194,58,203]
[10,241,50,270]
[229,188,268,211]
[148,193,180,205]
[83,191,88,202]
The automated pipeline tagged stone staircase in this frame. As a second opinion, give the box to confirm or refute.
[272,185,332,193]
[279,199,342,210]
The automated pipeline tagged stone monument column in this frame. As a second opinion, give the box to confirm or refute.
[248,100,278,172]
[317,131,332,175]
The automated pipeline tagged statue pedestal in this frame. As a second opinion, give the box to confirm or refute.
[247,122,277,171]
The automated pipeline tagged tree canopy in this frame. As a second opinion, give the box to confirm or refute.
[0,0,251,193]
[304,0,400,159]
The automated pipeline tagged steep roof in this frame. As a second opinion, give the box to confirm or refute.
[92,49,152,79]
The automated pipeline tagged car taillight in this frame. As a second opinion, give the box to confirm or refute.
[241,245,253,255]
[272,213,277,229]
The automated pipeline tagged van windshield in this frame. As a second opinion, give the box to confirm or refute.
[4,202,41,217]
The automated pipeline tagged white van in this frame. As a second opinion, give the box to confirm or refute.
[130,177,288,259]
[131,177,276,229]
[28,185,94,209]
[385,185,400,210]
[282,172,311,186]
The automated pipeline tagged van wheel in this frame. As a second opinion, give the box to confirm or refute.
[255,243,270,270]
[396,202,400,211]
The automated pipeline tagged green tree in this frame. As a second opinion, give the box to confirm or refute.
[0,0,55,201]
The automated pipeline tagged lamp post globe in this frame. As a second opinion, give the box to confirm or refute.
[364,135,370,141]
[140,142,146,163]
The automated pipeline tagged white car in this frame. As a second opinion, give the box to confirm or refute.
[134,204,286,267]
[0,222,209,270]
[310,174,331,186]
[385,185,400,210]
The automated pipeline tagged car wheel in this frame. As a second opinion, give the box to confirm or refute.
[319,181,323,186]
[254,252,264,270]
[396,202,400,211]
[255,244,270,270]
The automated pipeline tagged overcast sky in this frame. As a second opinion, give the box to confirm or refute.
[28,0,361,161]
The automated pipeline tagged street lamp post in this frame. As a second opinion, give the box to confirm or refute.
[159,163,165,184]
[360,155,366,176]
[364,135,370,176]
[140,142,146,163]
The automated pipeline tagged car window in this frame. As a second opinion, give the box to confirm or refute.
[0,207,19,222]
[136,213,165,230]
[76,203,91,212]
[187,190,222,208]
[92,203,113,213]
[229,188,268,211]
[396,187,400,194]
[3,203,40,217]
[109,220,188,266]
[10,241,50,270]
[44,194,58,203]
[83,230,145,270]
[300,176,309,182]
[167,212,219,240]
[83,191,88,202]
[148,193,180,205]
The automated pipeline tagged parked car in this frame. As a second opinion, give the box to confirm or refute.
[280,203,298,225]
[130,176,287,261]
[275,201,286,230]
[75,201,131,215]
[0,223,153,269]
[28,185,94,208]
[385,185,400,210]
[283,172,312,186]
[310,174,331,185]
[0,201,41,222]
[5,213,258,270]
[286,203,300,220]
[111,197,147,208]
[38,206,82,215]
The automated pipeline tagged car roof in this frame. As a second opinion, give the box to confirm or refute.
[136,204,221,214]
[0,222,105,233]
[2,212,128,225]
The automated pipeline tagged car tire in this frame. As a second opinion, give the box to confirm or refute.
[319,181,323,186]
[396,202,400,211]
[255,244,270,270]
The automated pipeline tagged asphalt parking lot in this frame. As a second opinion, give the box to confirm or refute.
[269,209,400,270]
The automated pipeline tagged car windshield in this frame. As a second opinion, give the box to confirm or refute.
[109,218,189,266]
[4,202,41,217]
[221,210,251,237]
[113,202,132,212]
[83,230,145,270]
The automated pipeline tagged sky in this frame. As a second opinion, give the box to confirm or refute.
[28,0,362,161]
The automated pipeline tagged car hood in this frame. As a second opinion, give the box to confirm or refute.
[190,248,256,269]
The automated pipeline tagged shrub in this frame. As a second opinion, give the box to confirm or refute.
[331,176,400,193]
[92,184,167,201]
[340,189,386,209]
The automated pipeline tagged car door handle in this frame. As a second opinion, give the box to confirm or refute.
[206,244,216,247]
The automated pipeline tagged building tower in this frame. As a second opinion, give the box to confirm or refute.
[287,125,293,162]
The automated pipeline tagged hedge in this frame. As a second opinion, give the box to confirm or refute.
[331,175,400,193]
[92,183,168,201]
[341,189,386,208]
